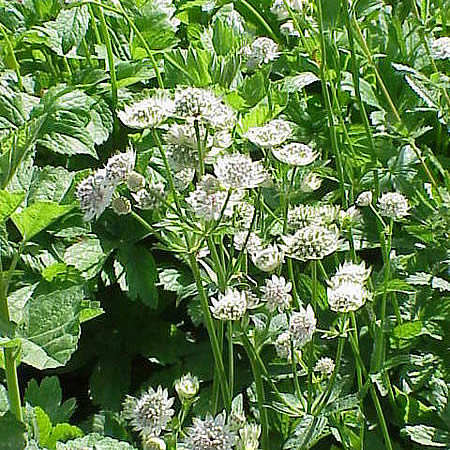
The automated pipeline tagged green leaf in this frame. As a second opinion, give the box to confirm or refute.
[0,190,25,223]
[25,377,76,424]
[64,235,106,280]
[47,423,84,449]
[390,320,424,350]
[0,412,26,450]
[27,166,74,205]
[53,6,90,55]
[116,245,159,308]
[11,201,73,241]
[34,406,52,447]
[17,282,83,370]
[283,414,329,449]
[56,433,137,450]
[402,425,450,447]
[80,300,104,323]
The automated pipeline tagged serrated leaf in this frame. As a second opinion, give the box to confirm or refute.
[53,6,89,55]
[0,190,25,223]
[27,166,74,205]
[47,423,84,448]
[34,406,52,447]
[402,425,450,447]
[116,245,158,308]
[390,320,424,349]
[11,201,73,241]
[56,433,136,450]
[80,300,104,323]
[17,282,83,370]
[25,377,76,424]
[85,99,113,146]
[0,412,26,450]
[283,414,329,449]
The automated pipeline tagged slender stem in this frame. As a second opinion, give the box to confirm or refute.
[236,0,277,41]
[287,258,299,309]
[207,236,227,290]
[227,321,234,398]
[88,4,102,47]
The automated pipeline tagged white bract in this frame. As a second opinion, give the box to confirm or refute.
[175,373,200,402]
[261,275,292,312]
[242,37,280,70]
[314,357,335,376]
[251,244,284,272]
[378,192,409,220]
[356,191,373,207]
[105,148,136,184]
[289,304,316,348]
[272,143,318,166]
[245,119,293,148]
[270,0,307,20]
[431,36,450,59]
[211,288,247,321]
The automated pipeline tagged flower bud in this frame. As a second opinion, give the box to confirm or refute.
[175,373,199,402]
[111,196,131,215]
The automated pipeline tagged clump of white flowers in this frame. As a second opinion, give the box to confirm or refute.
[214,153,269,189]
[233,231,263,254]
[118,94,174,129]
[105,149,136,184]
[261,275,292,312]
[282,225,339,260]
[133,182,166,210]
[377,192,409,220]
[127,171,146,192]
[245,119,293,148]
[111,196,131,215]
[211,288,247,321]
[287,204,341,230]
[251,243,284,272]
[175,373,200,402]
[314,357,335,376]
[289,304,317,348]
[183,412,237,450]
[327,261,372,313]
[242,37,280,70]
[431,36,450,60]
[301,172,322,192]
[274,331,293,360]
[272,142,319,166]
[122,386,175,438]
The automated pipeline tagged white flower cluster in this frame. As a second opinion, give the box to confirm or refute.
[377,192,409,220]
[183,412,237,450]
[242,37,280,70]
[327,261,372,313]
[274,331,293,360]
[237,423,261,450]
[431,36,450,60]
[175,373,199,402]
[356,190,372,207]
[251,243,284,272]
[210,288,247,321]
[245,119,293,148]
[270,0,306,20]
[261,275,292,312]
[76,149,135,221]
[287,204,341,230]
[289,304,316,348]
[122,386,175,438]
[272,142,319,166]
[314,357,335,376]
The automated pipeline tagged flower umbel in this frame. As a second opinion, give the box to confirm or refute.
[245,119,293,148]
[210,288,247,321]
[272,142,319,166]
[242,37,280,70]
[261,275,292,312]
[378,192,409,220]
[314,357,335,376]
[289,304,316,348]
[175,373,200,402]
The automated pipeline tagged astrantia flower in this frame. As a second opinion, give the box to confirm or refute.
[111,196,131,215]
[118,94,174,129]
[289,304,316,348]
[251,244,284,272]
[282,225,339,261]
[165,122,209,150]
[333,260,371,284]
[127,171,146,192]
[175,373,199,402]
[122,386,175,438]
[233,231,263,254]
[229,394,246,431]
[183,413,237,450]
[377,192,409,220]
[234,202,255,229]
[431,36,450,59]
[261,275,292,312]
[76,169,115,221]
[356,191,372,207]
[186,175,243,221]
[270,0,306,20]
[142,436,166,450]
[133,184,165,210]
[245,119,293,148]
[272,142,318,166]
[301,172,322,192]
[105,149,136,184]
[166,143,198,171]
[274,331,292,360]
[238,423,261,450]
[314,357,335,376]
[211,288,247,321]
[242,37,280,70]
[214,153,269,189]
[327,279,371,313]
[287,204,341,230]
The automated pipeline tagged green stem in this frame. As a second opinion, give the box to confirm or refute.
[88,4,102,47]
[207,236,227,290]
[228,321,234,398]
[287,258,299,309]
[236,0,278,41]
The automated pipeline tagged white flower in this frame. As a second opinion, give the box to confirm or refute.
[105,149,136,184]
[127,171,146,192]
[245,119,293,148]
[122,386,175,438]
[270,0,306,19]
[261,275,292,312]
[214,153,269,189]
[289,304,316,348]
[274,331,292,360]
[186,175,243,221]
[282,225,339,261]
[280,21,300,37]
[175,373,200,402]
[233,231,263,254]
[301,172,322,192]
[237,423,261,450]
[184,413,237,450]
[111,196,131,215]
[166,143,198,171]
[133,183,165,210]
[327,278,371,313]
[431,36,450,59]
[211,288,247,321]
[356,191,372,207]
[76,169,115,222]
[272,143,318,166]
[251,244,284,272]
[118,94,174,129]
[333,260,371,284]
[287,204,341,230]
[142,436,166,450]
[314,357,335,376]
[377,192,409,220]
[242,37,280,70]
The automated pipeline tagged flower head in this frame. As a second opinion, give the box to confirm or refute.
[431,36,450,59]
[127,171,146,192]
[274,331,292,360]
[245,119,293,148]
[105,149,136,184]
[175,373,200,402]
[287,204,341,230]
[272,143,318,166]
[261,275,292,312]
[122,386,175,438]
[233,231,263,254]
[211,288,247,321]
[242,37,280,70]
[356,191,372,207]
[333,260,371,284]
[111,196,131,215]
[270,0,306,19]
[378,192,409,220]
[289,304,316,348]
[314,357,335,376]
[76,169,115,221]
[183,412,237,450]
[327,279,371,313]
[133,183,165,210]
[251,244,284,272]
[214,153,269,189]
[228,394,246,431]
[282,225,339,261]
[237,423,261,450]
